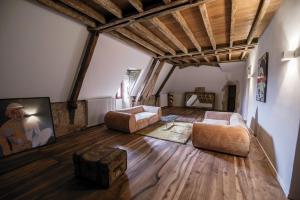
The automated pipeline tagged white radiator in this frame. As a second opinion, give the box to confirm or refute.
[86,97,116,127]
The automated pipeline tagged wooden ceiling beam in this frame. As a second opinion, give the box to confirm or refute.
[181,58,192,64]
[247,0,271,45]
[110,31,156,56]
[37,0,97,27]
[240,51,248,60]
[199,4,216,50]
[128,0,144,13]
[95,0,213,32]
[150,17,188,54]
[241,0,270,59]
[229,0,237,48]
[202,54,211,63]
[172,11,202,51]
[93,0,122,18]
[163,0,172,4]
[58,0,106,24]
[130,23,176,55]
[176,59,243,67]
[157,43,256,59]
[191,57,200,63]
[116,28,165,56]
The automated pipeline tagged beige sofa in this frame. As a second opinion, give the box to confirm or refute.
[192,111,250,157]
[104,105,161,133]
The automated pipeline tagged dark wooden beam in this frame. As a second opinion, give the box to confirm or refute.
[199,3,216,50]
[110,31,156,56]
[94,0,213,32]
[93,0,123,18]
[128,0,144,12]
[68,30,99,122]
[58,0,106,24]
[176,59,245,68]
[37,0,97,27]
[241,0,270,59]
[116,28,165,56]
[157,43,256,59]
[143,60,165,99]
[134,58,159,105]
[130,23,176,55]
[149,17,188,54]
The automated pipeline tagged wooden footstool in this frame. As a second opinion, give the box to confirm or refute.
[73,145,127,188]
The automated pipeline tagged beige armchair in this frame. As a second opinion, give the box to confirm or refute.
[192,111,250,157]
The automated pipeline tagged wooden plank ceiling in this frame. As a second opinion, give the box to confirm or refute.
[38,0,281,66]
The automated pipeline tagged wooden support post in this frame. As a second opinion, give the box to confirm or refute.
[143,60,165,103]
[155,65,176,106]
[68,30,99,123]
[135,58,159,105]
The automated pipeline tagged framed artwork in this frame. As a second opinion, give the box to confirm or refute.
[256,52,269,102]
[0,97,56,158]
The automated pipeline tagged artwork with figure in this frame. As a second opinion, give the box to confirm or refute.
[256,52,268,102]
[0,97,55,158]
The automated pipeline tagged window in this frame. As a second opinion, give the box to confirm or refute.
[127,69,141,96]
[116,81,123,99]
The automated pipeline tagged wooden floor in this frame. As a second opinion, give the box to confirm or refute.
[0,108,286,200]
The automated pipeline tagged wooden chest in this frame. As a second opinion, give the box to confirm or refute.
[73,145,127,188]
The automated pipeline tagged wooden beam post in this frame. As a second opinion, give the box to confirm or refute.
[68,30,99,123]
[142,60,165,104]
[135,58,159,105]
[155,65,176,105]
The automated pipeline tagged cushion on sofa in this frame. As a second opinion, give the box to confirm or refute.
[119,106,144,114]
[135,112,156,121]
[230,113,248,130]
[202,119,229,125]
[205,111,232,121]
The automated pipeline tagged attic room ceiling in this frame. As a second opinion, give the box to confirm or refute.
[37,0,281,66]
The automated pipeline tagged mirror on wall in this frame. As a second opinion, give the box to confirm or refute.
[185,92,215,110]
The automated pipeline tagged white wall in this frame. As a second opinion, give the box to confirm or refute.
[161,63,246,110]
[243,0,300,196]
[79,34,152,100]
[0,0,88,102]
[0,0,153,103]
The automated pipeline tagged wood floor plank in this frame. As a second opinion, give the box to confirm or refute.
[0,108,286,200]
